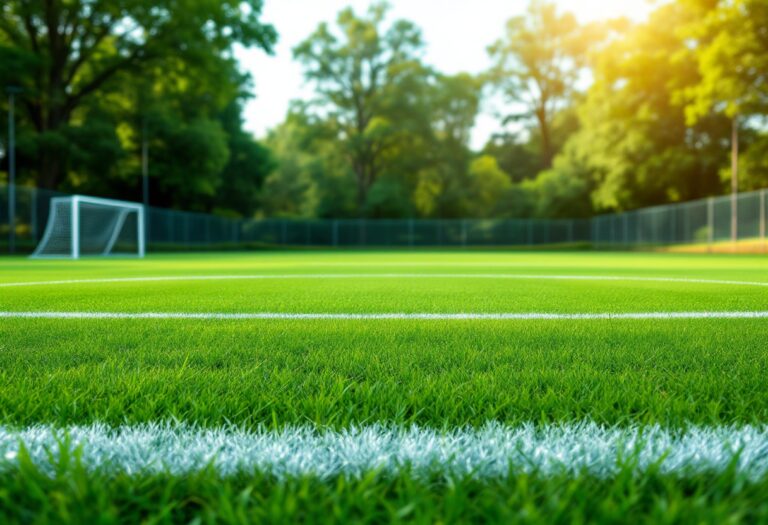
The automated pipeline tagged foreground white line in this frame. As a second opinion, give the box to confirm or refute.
[2,273,768,288]
[1,311,768,320]
[1,422,767,479]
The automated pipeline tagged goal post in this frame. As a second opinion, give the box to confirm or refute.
[31,195,145,259]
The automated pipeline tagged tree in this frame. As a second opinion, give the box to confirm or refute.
[293,2,427,215]
[683,0,768,191]
[487,1,591,169]
[464,155,512,218]
[262,105,356,219]
[0,0,276,190]
[410,73,481,217]
[215,101,276,217]
[684,0,768,123]
[550,2,729,212]
[522,161,592,218]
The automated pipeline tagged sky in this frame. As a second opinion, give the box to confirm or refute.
[236,0,658,149]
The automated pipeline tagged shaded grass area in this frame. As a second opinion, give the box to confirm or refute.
[1,320,767,428]
[1,449,767,525]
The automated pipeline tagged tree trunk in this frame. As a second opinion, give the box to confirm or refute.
[536,107,553,170]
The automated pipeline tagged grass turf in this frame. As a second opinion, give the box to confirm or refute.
[1,251,767,522]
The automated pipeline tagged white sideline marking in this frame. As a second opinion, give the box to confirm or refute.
[2,273,768,288]
[1,311,768,320]
[1,422,767,480]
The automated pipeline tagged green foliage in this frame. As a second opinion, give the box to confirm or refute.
[545,2,730,212]
[487,1,593,169]
[293,2,431,215]
[3,0,768,220]
[683,0,768,122]
[523,164,592,219]
[464,156,512,218]
[0,0,276,215]
[262,108,356,218]
[2,465,768,524]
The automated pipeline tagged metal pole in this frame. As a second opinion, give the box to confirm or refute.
[670,206,676,245]
[137,205,146,257]
[141,117,150,253]
[7,90,16,254]
[71,196,80,259]
[142,118,149,209]
[731,117,738,244]
[760,189,766,253]
[707,197,714,252]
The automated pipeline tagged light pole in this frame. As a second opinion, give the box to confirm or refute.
[731,116,739,244]
[142,116,149,209]
[6,86,22,254]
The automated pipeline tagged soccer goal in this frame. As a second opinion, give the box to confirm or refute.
[31,195,145,258]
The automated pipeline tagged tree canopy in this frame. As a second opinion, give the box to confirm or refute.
[0,0,276,216]
[2,0,767,220]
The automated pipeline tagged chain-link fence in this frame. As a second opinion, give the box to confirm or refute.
[1,184,766,253]
[591,190,767,248]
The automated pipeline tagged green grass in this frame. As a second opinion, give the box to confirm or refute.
[1,251,767,522]
[4,459,768,524]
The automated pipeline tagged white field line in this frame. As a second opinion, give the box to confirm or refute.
[2,422,768,480]
[2,311,768,320]
[2,273,768,289]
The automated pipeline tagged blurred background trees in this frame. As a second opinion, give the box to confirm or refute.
[2,0,767,219]
[0,0,276,216]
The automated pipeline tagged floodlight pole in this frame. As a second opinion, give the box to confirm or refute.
[141,115,150,253]
[7,86,21,254]
[142,117,149,209]
[730,116,739,244]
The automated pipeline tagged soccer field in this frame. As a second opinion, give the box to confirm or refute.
[1,251,768,523]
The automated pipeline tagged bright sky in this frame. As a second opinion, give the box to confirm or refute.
[236,0,657,149]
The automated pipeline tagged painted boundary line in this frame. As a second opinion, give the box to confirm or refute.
[2,422,768,480]
[2,273,768,288]
[1,311,768,320]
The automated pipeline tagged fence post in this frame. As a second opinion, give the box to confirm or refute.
[707,197,714,252]
[621,212,629,246]
[71,196,80,259]
[30,187,37,242]
[184,213,191,247]
[332,220,339,247]
[669,206,676,245]
[527,220,533,246]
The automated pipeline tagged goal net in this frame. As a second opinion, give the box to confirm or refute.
[31,196,145,258]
